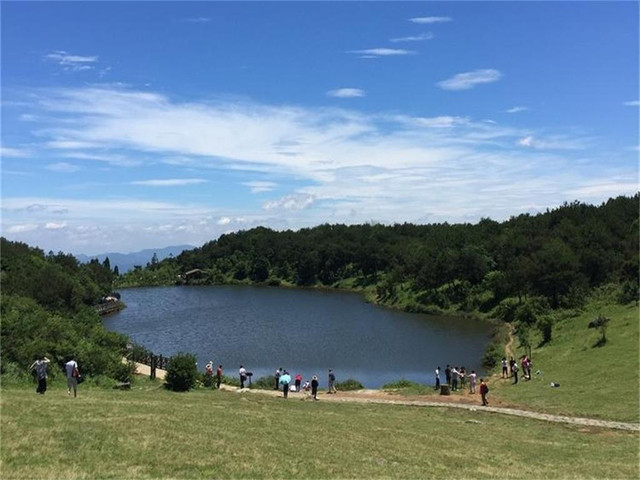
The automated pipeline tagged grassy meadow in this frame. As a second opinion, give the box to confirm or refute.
[488,300,639,423]
[2,380,639,480]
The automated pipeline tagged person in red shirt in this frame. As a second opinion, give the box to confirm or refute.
[294,374,302,392]
[479,379,489,406]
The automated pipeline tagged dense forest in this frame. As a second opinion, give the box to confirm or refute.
[122,195,638,310]
[1,238,131,381]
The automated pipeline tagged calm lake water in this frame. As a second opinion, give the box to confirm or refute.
[104,285,492,388]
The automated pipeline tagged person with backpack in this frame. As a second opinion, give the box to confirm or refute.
[479,379,489,406]
[29,355,50,395]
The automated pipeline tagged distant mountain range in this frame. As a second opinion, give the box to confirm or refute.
[75,245,195,273]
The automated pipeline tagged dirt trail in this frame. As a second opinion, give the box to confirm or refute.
[218,384,639,432]
[132,361,638,432]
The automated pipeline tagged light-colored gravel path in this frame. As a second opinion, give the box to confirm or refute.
[220,384,640,432]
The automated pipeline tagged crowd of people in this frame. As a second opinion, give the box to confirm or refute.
[271,367,335,399]
[501,355,533,384]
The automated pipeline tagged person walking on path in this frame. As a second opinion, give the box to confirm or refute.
[327,369,337,394]
[479,379,489,405]
[445,365,452,386]
[311,375,319,400]
[279,371,292,398]
[216,365,223,389]
[274,367,282,390]
[501,357,508,378]
[434,366,441,390]
[239,365,247,389]
[469,370,477,394]
[294,373,302,392]
[29,355,50,395]
[65,357,80,398]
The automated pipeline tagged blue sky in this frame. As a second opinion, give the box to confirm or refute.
[1,1,638,255]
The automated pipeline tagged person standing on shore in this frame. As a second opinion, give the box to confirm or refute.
[279,370,291,398]
[294,373,302,392]
[216,365,223,389]
[501,357,508,378]
[469,370,477,394]
[29,355,50,395]
[274,367,282,390]
[311,375,319,400]
[445,365,452,386]
[65,356,80,398]
[451,366,459,391]
[434,366,441,390]
[479,379,489,406]
[239,365,247,389]
[512,360,519,384]
[327,369,337,394]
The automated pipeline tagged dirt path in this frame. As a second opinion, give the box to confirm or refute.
[131,360,637,432]
[218,384,639,432]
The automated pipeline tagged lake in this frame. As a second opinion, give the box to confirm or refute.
[104,285,492,388]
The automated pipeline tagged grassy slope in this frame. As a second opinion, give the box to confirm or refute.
[488,301,639,422]
[1,381,639,479]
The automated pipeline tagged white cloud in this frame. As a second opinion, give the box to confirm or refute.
[517,135,589,150]
[437,69,503,90]
[409,16,452,24]
[390,33,434,43]
[413,116,469,128]
[263,194,315,211]
[131,179,208,186]
[44,50,98,71]
[45,222,68,230]
[182,17,211,23]
[0,146,29,157]
[327,88,366,98]
[348,48,415,57]
[6,224,38,234]
[6,85,632,253]
[623,100,640,107]
[243,181,277,193]
[46,162,81,173]
[506,106,529,113]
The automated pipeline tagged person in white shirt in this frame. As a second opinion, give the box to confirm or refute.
[65,357,80,397]
[238,365,247,389]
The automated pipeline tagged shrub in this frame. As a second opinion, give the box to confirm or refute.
[335,378,364,391]
[108,360,136,383]
[252,375,277,390]
[199,372,216,388]
[165,353,198,392]
[537,316,554,345]
[382,379,420,389]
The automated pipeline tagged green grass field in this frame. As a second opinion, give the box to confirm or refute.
[1,381,638,479]
[488,301,639,422]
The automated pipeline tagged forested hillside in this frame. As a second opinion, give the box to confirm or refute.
[1,239,130,380]
[124,195,638,312]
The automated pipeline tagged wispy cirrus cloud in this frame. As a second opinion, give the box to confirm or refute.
[327,88,365,98]
[243,181,277,193]
[4,85,633,253]
[348,48,415,58]
[181,17,211,23]
[131,178,208,187]
[390,32,434,43]
[44,50,98,71]
[623,100,639,106]
[409,16,452,24]
[46,162,81,173]
[506,106,529,114]
[1,146,30,157]
[437,69,503,90]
